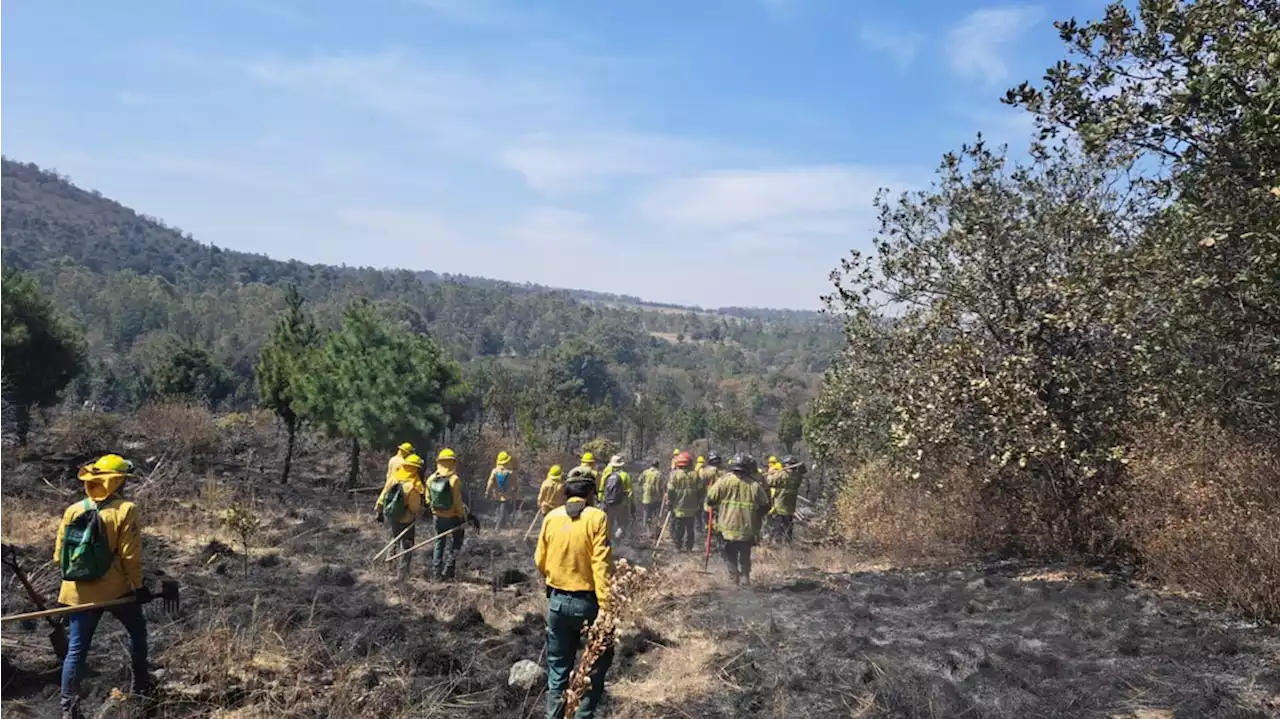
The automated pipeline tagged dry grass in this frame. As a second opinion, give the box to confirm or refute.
[611,632,719,705]
[1124,424,1280,621]
[44,409,126,457]
[831,459,984,561]
[135,400,220,464]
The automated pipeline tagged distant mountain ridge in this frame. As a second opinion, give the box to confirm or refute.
[1,158,822,320]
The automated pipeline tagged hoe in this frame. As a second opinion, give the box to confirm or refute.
[1,577,180,626]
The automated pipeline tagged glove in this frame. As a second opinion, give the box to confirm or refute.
[467,514,481,530]
[132,586,154,604]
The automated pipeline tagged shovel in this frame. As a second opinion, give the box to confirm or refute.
[384,524,467,562]
[2,579,180,625]
[1,545,68,660]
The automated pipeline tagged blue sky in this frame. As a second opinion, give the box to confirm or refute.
[2,0,1100,309]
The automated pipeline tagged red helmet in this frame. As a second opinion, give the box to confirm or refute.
[675,452,693,468]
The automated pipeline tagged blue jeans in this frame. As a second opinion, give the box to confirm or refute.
[61,601,149,712]
[545,590,613,719]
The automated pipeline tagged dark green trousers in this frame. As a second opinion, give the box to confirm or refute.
[545,590,613,719]
[432,515,465,579]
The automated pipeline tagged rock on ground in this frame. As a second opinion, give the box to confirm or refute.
[508,659,546,690]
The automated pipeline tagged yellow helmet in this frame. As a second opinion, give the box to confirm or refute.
[673,448,681,455]
[398,442,414,454]
[696,455,706,464]
[497,451,512,465]
[437,448,457,461]
[84,454,134,477]
[581,452,595,465]
[403,454,425,469]
[768,455,779,464]
[548,465,563,479]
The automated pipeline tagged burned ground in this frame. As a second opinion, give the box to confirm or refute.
[3,460,1279,718]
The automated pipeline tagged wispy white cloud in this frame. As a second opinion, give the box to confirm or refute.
[858,22,923,72]
[946,5,1044,85]
[221,0,310,25]
[247,49,576,147]
[411,0,522,29]
[637,166,904,252]
[499,132,709,196]
[509,207,598,251]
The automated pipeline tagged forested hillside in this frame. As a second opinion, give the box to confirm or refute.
[1,158,838,456]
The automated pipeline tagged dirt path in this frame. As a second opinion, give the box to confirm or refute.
[627,553,1280,718]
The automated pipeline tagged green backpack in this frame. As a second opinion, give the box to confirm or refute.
[60,499,116,581]
[382,482,408,522]
[428,474,454,512]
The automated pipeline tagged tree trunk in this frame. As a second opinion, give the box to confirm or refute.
[347,438,360,488]
[14,404,31,446]
[280,419,296,484]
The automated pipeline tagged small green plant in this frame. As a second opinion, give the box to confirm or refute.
[221,503,261,577]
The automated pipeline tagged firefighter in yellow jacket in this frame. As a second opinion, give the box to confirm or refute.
[486,451,518,530]
[538,465,567,515]
[387,442,414,481]
[705,454,771,586]
[426,449,479,580]
[535,471,614,718]
[55,454,150,718]
[374,453,427,578]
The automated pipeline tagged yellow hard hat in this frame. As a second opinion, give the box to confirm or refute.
[696,455,705,464]
[673,448,681,455]
[768,455,778,464]
[548,465,563,479]
[404,454,425,468]
[398,442,414,453]
[437,448,457,461]
[497,451,512,465]
[83,454,134,477]
[581,452,595,464]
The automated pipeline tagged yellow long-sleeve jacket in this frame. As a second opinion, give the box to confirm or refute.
[428,466,467,519]
[55,486,143,606]
[538,474,566,513]
[375,466,427,523]
[486,465,518,502]
[535,498,614,606]
[387,451,409,482]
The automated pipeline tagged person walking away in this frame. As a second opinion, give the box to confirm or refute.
[766,457,798,545]
[697,453,723,539]
[666,452,701,552]
[538,465,567,516]
[426,449,478,580]
[569,452,600,486]
[486,451,518,530]
[598,455,633,541]
[670,448,682,471]
[535,472,614,718]
[387,442,414,482]
[705,454,770,586]
[374,453,427,578]
[56,455,150,719]
[637,460,663,534]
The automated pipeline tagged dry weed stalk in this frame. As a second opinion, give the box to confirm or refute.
[562,558,649,717]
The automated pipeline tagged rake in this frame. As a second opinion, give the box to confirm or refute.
[2,579,180,624]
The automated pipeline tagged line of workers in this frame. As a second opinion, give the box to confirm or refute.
[46,447,804,719]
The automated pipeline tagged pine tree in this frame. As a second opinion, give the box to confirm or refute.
[1,267,85,442]
[778,406,804,453]
[295,300,467,487]
[255,285,319,484]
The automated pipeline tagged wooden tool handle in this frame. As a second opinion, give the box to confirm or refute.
[2,596,135,624]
